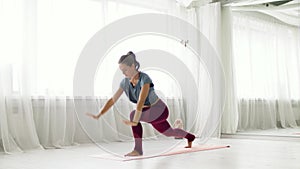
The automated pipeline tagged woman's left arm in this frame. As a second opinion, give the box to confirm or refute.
[123,83,150,126]
[136,83,150,112]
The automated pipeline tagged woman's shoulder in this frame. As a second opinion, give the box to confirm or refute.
[139,72,152,83]
[120,77,130,85]
[139,71,150,78]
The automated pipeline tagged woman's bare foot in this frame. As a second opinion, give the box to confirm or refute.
[124,150,142,157]
[185,135,195,148]
[185,141,193,148]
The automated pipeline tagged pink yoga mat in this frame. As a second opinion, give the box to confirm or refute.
[90,144,230,161]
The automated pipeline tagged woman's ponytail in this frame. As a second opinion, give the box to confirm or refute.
[118,51,140,71]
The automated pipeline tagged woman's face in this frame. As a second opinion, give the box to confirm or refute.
[119,63,136,78]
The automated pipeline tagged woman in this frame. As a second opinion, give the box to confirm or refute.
[87,51,195,156]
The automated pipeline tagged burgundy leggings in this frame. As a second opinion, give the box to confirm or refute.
[129,99,195,154]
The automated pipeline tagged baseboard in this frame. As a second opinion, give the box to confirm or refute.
[221,133,300,142]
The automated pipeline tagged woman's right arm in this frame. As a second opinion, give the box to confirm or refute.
[87,87,123,119]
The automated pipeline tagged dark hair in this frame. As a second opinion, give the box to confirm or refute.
[118,51,140,70]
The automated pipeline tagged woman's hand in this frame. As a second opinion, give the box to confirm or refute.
[123,120,138,126]
[86,113,100,120]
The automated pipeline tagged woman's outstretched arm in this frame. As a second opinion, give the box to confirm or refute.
[86,87,123,119]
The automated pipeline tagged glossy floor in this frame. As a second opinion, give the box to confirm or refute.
[1,135,299,169]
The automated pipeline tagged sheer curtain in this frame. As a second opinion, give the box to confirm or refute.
[74,1,223,145]
[232,12,300,131]
[220,7,239,134]
[194,3,223,138]
[0,0,107,153]
[0,0,42,153]
[1,0,223,154]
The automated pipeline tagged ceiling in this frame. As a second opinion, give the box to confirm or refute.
[180,0,299,26]
[226,0,299,27]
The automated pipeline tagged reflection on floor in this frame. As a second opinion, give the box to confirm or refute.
[222,128,300,142]
[1,137,299,169]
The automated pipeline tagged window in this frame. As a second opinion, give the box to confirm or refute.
[232,13,300,100]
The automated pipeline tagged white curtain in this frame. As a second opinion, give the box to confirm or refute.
[220,7,239,134]
[193,3,223,138]
[0,0,42,153]
[0,65,43,153]
[0,0,222,153]
[232,12,300,131]
[76,0,223,143]
[0,0,106,153]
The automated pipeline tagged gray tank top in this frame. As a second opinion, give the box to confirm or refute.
[119,72,159,105]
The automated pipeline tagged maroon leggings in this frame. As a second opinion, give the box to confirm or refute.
[129,99,195,154]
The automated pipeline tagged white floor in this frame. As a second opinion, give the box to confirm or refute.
[1,136,299,169]
[236,128,300,137]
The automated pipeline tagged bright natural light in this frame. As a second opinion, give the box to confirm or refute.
[1,0,300,164]
[94,34,200,97]
[232,13,300,100]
